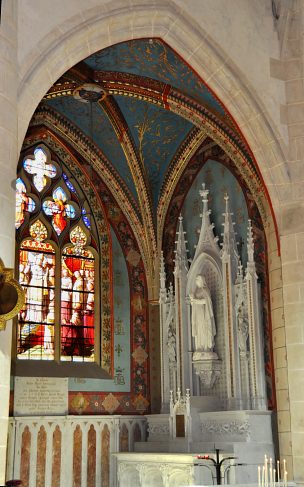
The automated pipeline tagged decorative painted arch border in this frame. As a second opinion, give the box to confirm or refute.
[100,94,157,270]
[30,106,152,279]
[162,140,276,409]
[23,128,150,415]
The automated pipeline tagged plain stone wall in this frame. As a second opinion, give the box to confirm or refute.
[0,0,17,483]
[0,0,303,484]
[277,1,304,484]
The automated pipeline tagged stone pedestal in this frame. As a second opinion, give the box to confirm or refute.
[192,351,221,389]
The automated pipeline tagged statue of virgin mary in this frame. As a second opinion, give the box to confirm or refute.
[190,274,216,352]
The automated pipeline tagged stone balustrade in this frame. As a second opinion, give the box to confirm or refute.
[6,415,147,487]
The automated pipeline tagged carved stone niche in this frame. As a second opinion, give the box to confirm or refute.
[192,351,221,389]
[0,258,25,330]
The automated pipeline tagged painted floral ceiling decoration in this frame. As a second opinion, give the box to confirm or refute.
[36,38,264,272]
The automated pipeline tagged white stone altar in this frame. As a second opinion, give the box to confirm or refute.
[135,184,274,485]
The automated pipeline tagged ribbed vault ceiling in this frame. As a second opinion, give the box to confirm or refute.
[31,38,265,278]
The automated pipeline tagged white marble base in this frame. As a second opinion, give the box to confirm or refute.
[139,409,274,484]
[116,452,294,487]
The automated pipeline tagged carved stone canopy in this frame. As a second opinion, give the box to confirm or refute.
[0,259,25,330]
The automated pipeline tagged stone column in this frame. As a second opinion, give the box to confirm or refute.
[270,1,304,484]
[148,301,161,413]
[282,2,304,485]
[0,0,18,482]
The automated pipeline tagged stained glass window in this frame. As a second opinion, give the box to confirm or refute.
[61,228,95,362]
[18,222,55,360]
[16,145,96,364]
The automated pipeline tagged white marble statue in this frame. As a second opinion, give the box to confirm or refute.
[237,302,248,353]
[190,275,216,352]
[167,326,177,364]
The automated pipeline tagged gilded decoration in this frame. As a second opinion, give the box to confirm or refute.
[100,96,157,271]
[70,393,90,414]
[132,346,148,365]
[0,258,25,330]
[132,393,149,413]
[102,393,120,414]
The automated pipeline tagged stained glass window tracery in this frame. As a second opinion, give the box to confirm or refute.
[16,145,96,364]
[23,147,57,192]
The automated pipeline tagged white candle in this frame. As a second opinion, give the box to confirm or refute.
[284,470,287,487]
[277,460,280,487]
[270,458,273,487]
[262,466,265,487]
[258,466,261,487]
[273,468,276,487]
[265,456,268,487]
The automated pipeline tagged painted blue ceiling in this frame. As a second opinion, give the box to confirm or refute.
[46,97,138,202]
[115,95,193,209]
[44,39,244,221]
[84,39,226,120]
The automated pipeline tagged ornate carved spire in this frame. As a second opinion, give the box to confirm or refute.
[221,193,239,278]
[192,184,220,263]
[174,214,189,275]
[246,219,257,276]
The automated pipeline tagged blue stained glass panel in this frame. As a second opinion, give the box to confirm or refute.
[63,172,76,193]
[82,208,91,229]
[66,204,76,219]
